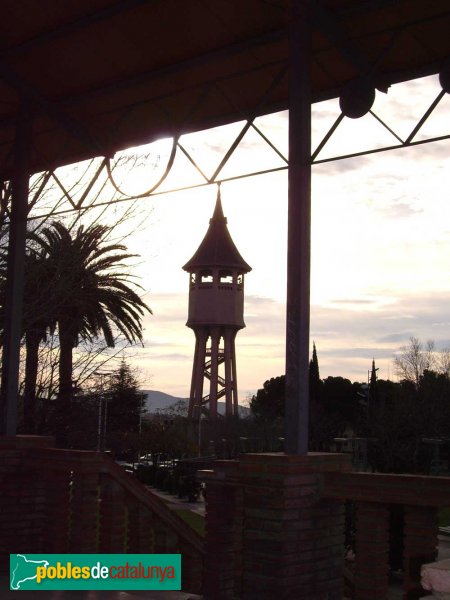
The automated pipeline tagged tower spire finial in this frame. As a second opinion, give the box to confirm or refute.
[210,184,227,224]
[183,184,251,273]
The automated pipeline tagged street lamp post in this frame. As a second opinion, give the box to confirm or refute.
[95,370,113,453]
[137,391,145,464]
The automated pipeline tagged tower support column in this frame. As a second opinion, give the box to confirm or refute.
[231,331,238,416]
[188,332,201,418]
[224,329,233,417]
[209,327,220,420]
[191,329,208,419]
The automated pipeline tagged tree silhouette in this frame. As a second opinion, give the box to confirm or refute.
[394,336,435,387]
[0,239,58,431]
[24,221,151,409]
[22,246,58,431]
[309,342,324,450]
[107,359,143,436]
[249,375,285,422]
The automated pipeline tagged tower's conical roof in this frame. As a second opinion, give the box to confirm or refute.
[183,189,251,273]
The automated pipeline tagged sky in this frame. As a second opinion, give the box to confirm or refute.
[36,73,450,401]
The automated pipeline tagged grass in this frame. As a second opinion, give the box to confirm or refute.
[174,509,205,537]
[439,507,450,527]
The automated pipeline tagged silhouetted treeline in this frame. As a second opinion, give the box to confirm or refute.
[249,366,450,474]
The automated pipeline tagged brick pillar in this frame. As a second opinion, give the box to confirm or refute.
[233,481,244,597]
[153,522,168,553]
[70,470,99,552]
[403,505,438,599]
[201,453,351,600]
[0,436,54,573]
[127,497,152,553]
[180,540,204,595]
[43,470,71,554]
[202,461,241,600]
[0,467,46,571]
[165,528,180,554]
[239,453,350,600]
[138,506,155,553]
[99,474,126,552]
[354,502,390,599]
[152,521,180,554]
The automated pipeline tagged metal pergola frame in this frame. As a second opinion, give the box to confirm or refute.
[0,1,449,456]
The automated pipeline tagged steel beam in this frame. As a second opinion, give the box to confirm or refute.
[0,0,154,59]
[285,0,311,455]
[0,104,32,435]
[312,2,371,77]
[0,60,101,155]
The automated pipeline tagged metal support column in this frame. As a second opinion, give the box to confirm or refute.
[209,327,219,420]
[224,329,233,417]
[192,329,207,419]
[231,331,238,416]
[0,104,32,435]
[188,332,200,418]
[285,0,311,455]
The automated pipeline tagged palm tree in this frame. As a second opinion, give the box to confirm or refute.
[25,221,151,405]
[38,221,151,404]
[0,237,57,432]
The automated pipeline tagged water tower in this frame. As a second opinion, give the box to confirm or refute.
[183,188,251,421]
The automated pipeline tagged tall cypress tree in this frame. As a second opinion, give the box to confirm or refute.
[107,359,144,434]
[309,342,323,449]
[309,342,320,388]
[369,358,378,418]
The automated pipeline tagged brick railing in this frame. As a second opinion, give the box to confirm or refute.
[3,439,449,599]
[322,470,450,599]
[0,436,204,593]
[199,453,450,600]
[200,453,353,600]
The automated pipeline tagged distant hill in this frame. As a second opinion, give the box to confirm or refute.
[142,390,187,413]
[142,390,250,417]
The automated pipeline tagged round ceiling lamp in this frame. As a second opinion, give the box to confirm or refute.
[339,79,376,119]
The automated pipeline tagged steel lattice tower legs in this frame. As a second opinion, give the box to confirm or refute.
[188,327,238,421]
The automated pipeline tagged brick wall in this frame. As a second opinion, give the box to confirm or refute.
[0,436,204,593]
[0,436,54,574]
[322,469,448,598]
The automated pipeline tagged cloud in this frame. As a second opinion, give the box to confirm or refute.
[142,338,182,348]
[245,294,279,306]
[380,201,424,219]
[313,155,371,175]
[331,298,377,305]
[318,346,395,359]
[131,289,450,395]
[304,292,450,381]
[376,333,413,343]
[313,293,450,340]
[381,314,415,321]
[149,353,190,361]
